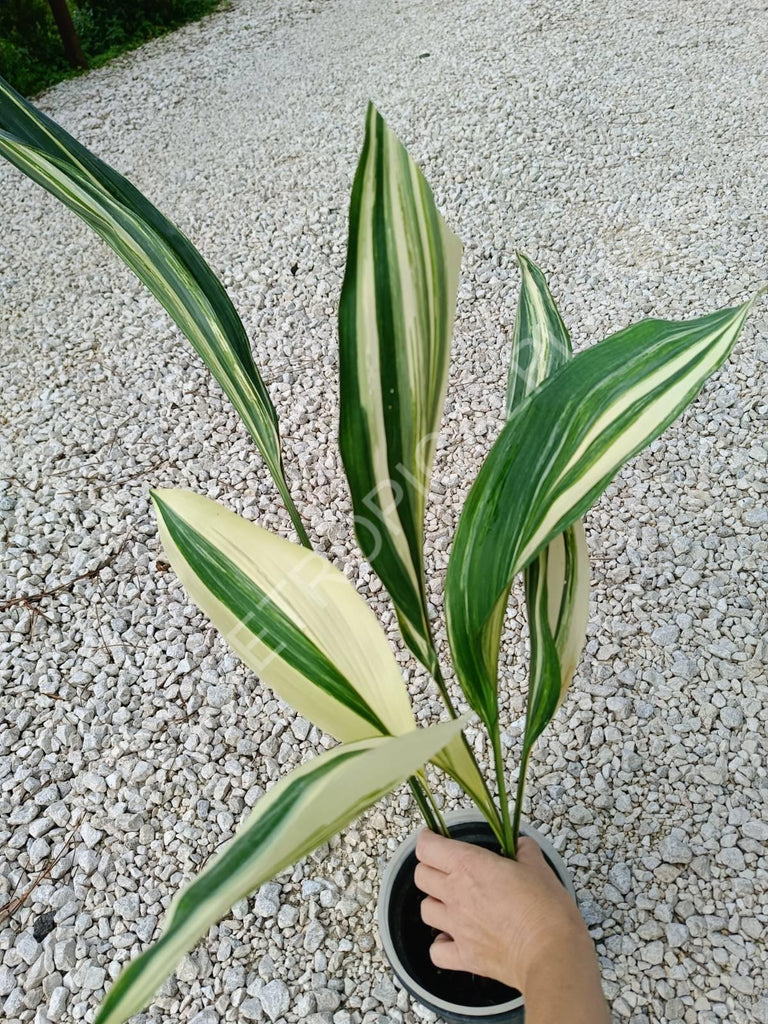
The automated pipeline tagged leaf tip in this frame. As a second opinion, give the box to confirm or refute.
[149,488,173,520]
[365,100,381,130]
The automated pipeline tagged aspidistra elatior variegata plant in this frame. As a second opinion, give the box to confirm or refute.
[1,85,758,1023]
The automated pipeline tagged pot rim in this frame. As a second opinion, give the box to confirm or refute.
[376,810,576,1018]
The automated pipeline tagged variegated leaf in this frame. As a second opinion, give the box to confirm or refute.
[506,252,572,412]
[447,298,755,727]
[506,255,590,754]
[0,76,308,545]
[152,489,415,741]
[338,101,462,675]
[95,717,467,1024]
[336,106,500,836]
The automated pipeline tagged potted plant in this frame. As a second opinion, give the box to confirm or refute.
[0,80,759,1024]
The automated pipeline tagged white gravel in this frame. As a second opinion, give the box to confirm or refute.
[1,1,767,1023]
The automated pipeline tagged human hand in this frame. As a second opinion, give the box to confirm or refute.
[414,830,599,997]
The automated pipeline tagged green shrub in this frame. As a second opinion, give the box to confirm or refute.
[0,0,220,97]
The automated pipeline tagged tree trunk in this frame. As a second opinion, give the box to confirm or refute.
[47,0,88,69]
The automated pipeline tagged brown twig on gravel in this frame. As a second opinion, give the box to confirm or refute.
[0,539,129,626]
[0,817,80,925]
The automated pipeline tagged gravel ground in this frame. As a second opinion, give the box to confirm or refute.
[1,1,767,1022]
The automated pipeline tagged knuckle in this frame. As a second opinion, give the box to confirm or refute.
[452,848,476,878]
[414,830,430,861]
[429,942,444,967]
[419,896,436,924]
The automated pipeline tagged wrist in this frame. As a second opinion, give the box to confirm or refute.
[516,921,597,994]
[516,925,609,1024]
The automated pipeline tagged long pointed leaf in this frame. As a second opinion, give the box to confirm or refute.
[447,298,755,726]
[336,107,498,832]
[0,76,308,545]
[549,522,590,706]
[506,252,572,410]
[506,255,590,738]
[152,489,416,741]
[95,717,467,1024]
[522,549,562,749]
[338,102,462,674]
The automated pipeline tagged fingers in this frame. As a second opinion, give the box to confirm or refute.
[516,836,545,863]
[415,829,458,871]
[414,862,450,900]
[416,829,487,874]
[420,895,451,932]
[429,932,463,971]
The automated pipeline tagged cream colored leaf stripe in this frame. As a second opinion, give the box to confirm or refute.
[0,76,308,546]
[338,102,462,670]
[506,252,572,412]
[506,256,590,744]
[447,298,755,725]
[153,491,391,736]
[94,718,467,1024]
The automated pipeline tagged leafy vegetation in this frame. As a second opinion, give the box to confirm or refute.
[0,0,221,97]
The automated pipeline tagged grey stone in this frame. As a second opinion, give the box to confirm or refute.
[607,863,632,895]
[114,893,140,922]
[580,899,605,927]
[47,985,69,1022]
[189,1010,219,1024]
[659,836,693,864]
[0,967,15,997]
[53,939,76,972]
[372,977,398,1007]
[277,905,299,929]
[16,932,41,966]
[254,882,281,918]
[240,997,264,1021]
[260,979,290,1022]
[79,823,103,849]
[639,941,665,966]
[303,920,326,953]
[720,706,744,729]
[316,989,341,1013]
[743,820,768,841]
[665,923,690,948]
[296,992,317,1016]
[83,964,106,990]
[223,966,246,993]
[651,624,680,646]
[718,846,746,871]
[567,805,594,825]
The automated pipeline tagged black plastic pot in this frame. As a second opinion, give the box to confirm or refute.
[376,811,576,1023]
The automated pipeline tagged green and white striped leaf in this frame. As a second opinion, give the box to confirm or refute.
[522,548,562,750]
[506,252,572,412]
[0,76,308,546]
[338,101,462,675]
[152,488,416,742]
[446,297,755,727]
[95,717,467,1024]
[546,523,590,707]
[506,255,590,748]
[336,106,500,836]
